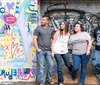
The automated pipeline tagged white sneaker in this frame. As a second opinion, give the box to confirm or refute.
[40,84,44,85]
[59,83,64,85]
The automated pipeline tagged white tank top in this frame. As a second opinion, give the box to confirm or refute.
[54,35,69,54]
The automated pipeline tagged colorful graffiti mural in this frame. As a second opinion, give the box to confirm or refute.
[0,68,36,80]
[0,0,39,81]
[0,0,25,62]
[23,0,40,33]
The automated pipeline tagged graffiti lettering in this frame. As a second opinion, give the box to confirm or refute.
[0,68,35,80]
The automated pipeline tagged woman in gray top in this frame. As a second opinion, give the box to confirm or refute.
[69,23,92,85]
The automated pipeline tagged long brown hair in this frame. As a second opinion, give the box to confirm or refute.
[60,21,69,36]
[73,23,84,34]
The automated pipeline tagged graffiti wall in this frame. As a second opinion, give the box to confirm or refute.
[40,0,100,73]
[0,0,40,81]
[41,0,100,35]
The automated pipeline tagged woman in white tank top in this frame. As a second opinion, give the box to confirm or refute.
[51,21,72,85]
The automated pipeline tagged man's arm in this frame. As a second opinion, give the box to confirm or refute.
[33,27,41,52]
[33,35,41,52]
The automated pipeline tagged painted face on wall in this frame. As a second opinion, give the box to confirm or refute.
[97,33,100,45]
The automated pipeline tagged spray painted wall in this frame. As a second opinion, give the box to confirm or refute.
[41,0,100,33]
[0,0,40,81]
[40,0,100,73]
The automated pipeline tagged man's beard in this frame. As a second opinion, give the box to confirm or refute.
[41,23,46,26]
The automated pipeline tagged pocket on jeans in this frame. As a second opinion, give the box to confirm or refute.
[37,50,43,53]
[36,50,43,55]
[47,51,51,56]
[92,56,96,60]
[84,53,90,56]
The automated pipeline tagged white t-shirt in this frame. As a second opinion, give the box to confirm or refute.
[54,35,69,54]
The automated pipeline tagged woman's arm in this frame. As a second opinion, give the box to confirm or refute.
[68,33,72,45]
[51,31,59,57]
[86,39,92,55]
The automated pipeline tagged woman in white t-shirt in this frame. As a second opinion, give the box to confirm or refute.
[52,21,72,85]
[69,23,92,85]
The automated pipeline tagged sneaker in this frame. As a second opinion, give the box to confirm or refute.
[78,83,84,85]
[58,83,64,85]
[40,84,44,85]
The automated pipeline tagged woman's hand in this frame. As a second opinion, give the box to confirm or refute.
[86,50,90,55]
[51,52,54,58]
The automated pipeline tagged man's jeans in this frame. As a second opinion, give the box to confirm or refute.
[54,53,72,84]
[36,51,53,84]
[72,54,90,84]
[92,50,100,76]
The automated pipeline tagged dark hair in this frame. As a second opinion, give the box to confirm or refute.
[73,23,84,34]
[42,15,50,21]
[60,21,69,36]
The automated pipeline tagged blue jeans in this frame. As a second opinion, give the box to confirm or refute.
[92,50,100,75]
[72,54,90,84]
[54,53,72,84]
[36,51,54,84]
